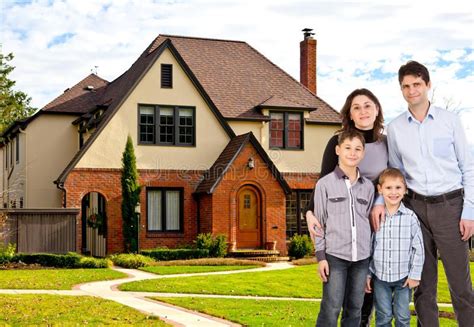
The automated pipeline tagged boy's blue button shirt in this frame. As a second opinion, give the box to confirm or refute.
[369,202,425,282]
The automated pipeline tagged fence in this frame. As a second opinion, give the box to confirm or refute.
[0,209,79,253]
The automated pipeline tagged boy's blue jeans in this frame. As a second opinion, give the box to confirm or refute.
[373,276,411,327]
[316,254,369,327]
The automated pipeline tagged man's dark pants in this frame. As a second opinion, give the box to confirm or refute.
[404,193,474,327]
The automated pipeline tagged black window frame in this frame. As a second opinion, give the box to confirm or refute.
[286,190,312,239]
[269,111,304,150]
[146,187,184,233]
[138,105,196,147]
[161,64,173,88]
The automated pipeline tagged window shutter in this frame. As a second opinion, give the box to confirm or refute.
[161,64,173,88]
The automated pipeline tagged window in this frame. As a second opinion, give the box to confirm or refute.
[138,105,195,146]
[16,135,19,163]
[269,112,303,149]
[147,188,183,232]
[161,64,172,88]
[286,190,312,239]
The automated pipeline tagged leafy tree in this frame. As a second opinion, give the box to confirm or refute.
[121,135,141,253]
[0,52,36,134]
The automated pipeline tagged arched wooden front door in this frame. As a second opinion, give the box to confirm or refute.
[237,186,261,248]
[81,192,107,257]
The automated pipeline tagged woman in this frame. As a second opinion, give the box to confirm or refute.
[306,88,388,327]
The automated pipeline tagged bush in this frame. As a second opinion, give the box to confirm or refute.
[13,252,82,268]
[78,256,111,268]
[288,234,314,259]
[109,253,154,268]
[140,248,209,261]
[0,243,16,264]
[195,233,227,258]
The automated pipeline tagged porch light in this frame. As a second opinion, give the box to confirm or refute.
[247,157,255,169]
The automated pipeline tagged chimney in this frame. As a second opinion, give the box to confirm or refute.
[300,28,317,94]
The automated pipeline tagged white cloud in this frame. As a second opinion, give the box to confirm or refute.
[1,0,473,145]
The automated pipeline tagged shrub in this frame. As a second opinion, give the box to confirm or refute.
[140,248,209,261]
[0,243,16,264]
[195,233,227,258]
[109,253,154,268]
[78,256,111,268]
[288,234,314,259]
[12,252,82,268]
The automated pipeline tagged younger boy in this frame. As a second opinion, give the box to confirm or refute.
[314,130,374,327]
[366,168,424,327]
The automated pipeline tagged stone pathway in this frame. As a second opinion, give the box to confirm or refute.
[0,261,454,326]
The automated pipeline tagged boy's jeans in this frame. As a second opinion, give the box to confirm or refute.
[316,254,369,327]
[373,276,411,327]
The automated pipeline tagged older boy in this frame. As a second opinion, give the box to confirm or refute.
[314,130,374,327]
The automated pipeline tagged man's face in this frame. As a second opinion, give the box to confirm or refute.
[400,75,431,107]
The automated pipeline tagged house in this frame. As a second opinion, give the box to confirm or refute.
[0,30,340,255]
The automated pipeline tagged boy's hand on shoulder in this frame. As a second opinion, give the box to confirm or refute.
[318,260,329,282]
[403,278,420,289]
[365,277,372,293]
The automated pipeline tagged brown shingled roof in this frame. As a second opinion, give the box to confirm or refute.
[195,132,290,194]
[43,74,109,114]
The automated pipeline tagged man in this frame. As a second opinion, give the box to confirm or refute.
[371,60,474,326]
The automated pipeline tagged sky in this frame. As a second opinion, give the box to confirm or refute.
[1,0,473,145]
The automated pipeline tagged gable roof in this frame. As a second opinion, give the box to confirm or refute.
[54,34,340,184]
[43,74,109,114]
[195,132,291,195]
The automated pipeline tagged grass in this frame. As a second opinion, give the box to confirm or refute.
[141,265,259,275]
[151,297,458,327]
[0,268,126,289]
[0,294,168,326]
[122,262,474,304]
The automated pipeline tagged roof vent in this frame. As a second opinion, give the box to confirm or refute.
[84,85,95,91]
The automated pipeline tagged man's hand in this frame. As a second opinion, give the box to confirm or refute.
[459,219,474,241]
[370,204,385,231]
[318,260,329,282]
[403,278,420,289]
[365,277,372,293]
[306,210,324,241]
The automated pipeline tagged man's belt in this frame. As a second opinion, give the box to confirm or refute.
[406,188,464,204]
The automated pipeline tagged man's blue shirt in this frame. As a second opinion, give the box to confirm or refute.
[387,104,474,220]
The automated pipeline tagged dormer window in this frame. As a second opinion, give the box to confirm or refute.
[269,112,303,150]
[161,64,173,88]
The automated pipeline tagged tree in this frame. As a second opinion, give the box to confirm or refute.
[0,51,36,134]
[121,135,141,253]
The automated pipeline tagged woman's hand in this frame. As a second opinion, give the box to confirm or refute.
[306,210,324,242]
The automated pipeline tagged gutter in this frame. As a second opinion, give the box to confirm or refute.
[55,181,67,208]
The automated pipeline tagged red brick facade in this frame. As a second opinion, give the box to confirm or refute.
[64,142,288,254]
[300,36,317,94]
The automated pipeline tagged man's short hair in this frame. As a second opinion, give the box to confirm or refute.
[337,130,365,148]
[398,60,430,85]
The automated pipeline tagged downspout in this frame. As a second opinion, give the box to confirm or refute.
[55,181,67,208]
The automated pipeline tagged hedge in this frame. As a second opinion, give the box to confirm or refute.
[140,248,209,261]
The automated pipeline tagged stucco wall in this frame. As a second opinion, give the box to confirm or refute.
[26,114,79,207]
[76,48,230,170]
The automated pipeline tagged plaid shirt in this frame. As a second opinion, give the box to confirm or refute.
[369,202,425,281]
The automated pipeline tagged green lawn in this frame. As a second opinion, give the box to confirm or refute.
[140,265,259,275]
[152,297,458,327]
[0,268,126,290]
[0,294,169,325]
[122,262,474,304]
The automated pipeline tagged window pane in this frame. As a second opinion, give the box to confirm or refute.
[139,106,155,143]
[270,113,284,148]
[147,190,162,230]
[166,191,180,230]
[286,192,297,239]
[159,108,174,143]
[287,113,301,148]
[160,108,173,116]
[179,108,193,117]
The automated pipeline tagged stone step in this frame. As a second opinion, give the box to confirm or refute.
[227,250,280,258]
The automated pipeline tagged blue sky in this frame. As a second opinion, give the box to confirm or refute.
[1,0,473,145]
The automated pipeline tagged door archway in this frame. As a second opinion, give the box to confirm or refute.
[81,192,107,257]
[236,185,262,248]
